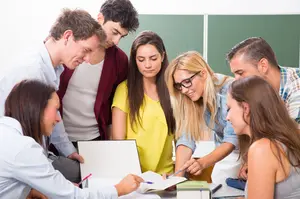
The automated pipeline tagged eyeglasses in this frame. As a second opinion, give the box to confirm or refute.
[173,71,200,91]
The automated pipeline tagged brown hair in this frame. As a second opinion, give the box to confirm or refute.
[127,31,175,134]
[229,76,300,169]
[50,8,106,43]
[5,80,56,145]
[226,37,279,68]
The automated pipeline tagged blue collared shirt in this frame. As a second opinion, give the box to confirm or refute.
[0,116,118,199]
[176,74,238,152]
[0,42,76,156]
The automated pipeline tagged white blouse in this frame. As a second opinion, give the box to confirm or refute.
[0,116,118,199]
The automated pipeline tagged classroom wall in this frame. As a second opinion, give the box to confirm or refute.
[207,15,300,75]
[118,15,204,62]
[0,0,300,72]
[119,14,300,75]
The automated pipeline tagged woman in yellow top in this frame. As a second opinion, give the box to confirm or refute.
[112,31,175,174]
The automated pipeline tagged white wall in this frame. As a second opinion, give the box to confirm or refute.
[0,0,300,71]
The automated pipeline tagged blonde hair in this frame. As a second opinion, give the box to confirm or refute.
[165,51,228,141]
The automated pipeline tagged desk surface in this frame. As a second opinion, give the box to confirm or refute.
[159,191,241,199]
[157,183,244,199]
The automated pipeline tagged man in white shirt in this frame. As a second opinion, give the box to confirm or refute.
[0,8,105,183]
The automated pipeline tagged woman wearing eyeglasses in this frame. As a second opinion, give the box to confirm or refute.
[165,51,240,184]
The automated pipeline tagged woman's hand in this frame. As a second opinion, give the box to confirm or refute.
[238,163,248,180]
[115,174,144,196]
[181,158,205,176]
[26,189,48,199]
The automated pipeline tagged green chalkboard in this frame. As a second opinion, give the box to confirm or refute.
[207,15,300,75]
[119,15,204,62]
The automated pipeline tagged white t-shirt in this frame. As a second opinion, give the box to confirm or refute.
[63,61,104,141]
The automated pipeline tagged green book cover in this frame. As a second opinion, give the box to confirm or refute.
[177,181,210,191]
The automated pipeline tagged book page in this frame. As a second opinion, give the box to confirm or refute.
[78,140,142,179]
[137,171,187,193]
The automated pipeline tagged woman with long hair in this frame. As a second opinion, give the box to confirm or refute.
[226,76,300,198]
[165,51,239,183]
[0,80,143,198]
[112,31,175,174]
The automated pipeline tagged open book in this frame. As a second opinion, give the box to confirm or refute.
[137,171,186,193]
[78,140,185,198]
[86,171,186,194]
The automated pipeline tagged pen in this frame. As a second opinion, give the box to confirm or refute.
[142,181,154,184]
[211,184,222,194]
[167,169,185,179]
[78,173,92,185]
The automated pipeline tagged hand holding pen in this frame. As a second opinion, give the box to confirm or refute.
[115,174,144,197]
[166,169,186,179]
[78,173,92,186]
[180,158,205,176]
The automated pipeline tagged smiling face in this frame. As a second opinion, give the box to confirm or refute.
[135,44,164,79]
[172,69,206,101]
[226,93,250,136]
[229,54,262,80]
[41,92,61,136]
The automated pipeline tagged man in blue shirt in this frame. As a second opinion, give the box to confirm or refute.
[0,8,105,183]
[227,37,300,180]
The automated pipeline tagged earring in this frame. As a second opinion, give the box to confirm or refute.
[64,39,68,45]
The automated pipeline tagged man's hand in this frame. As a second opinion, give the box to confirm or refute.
[26,189,48,199]
[68,152,84,163]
